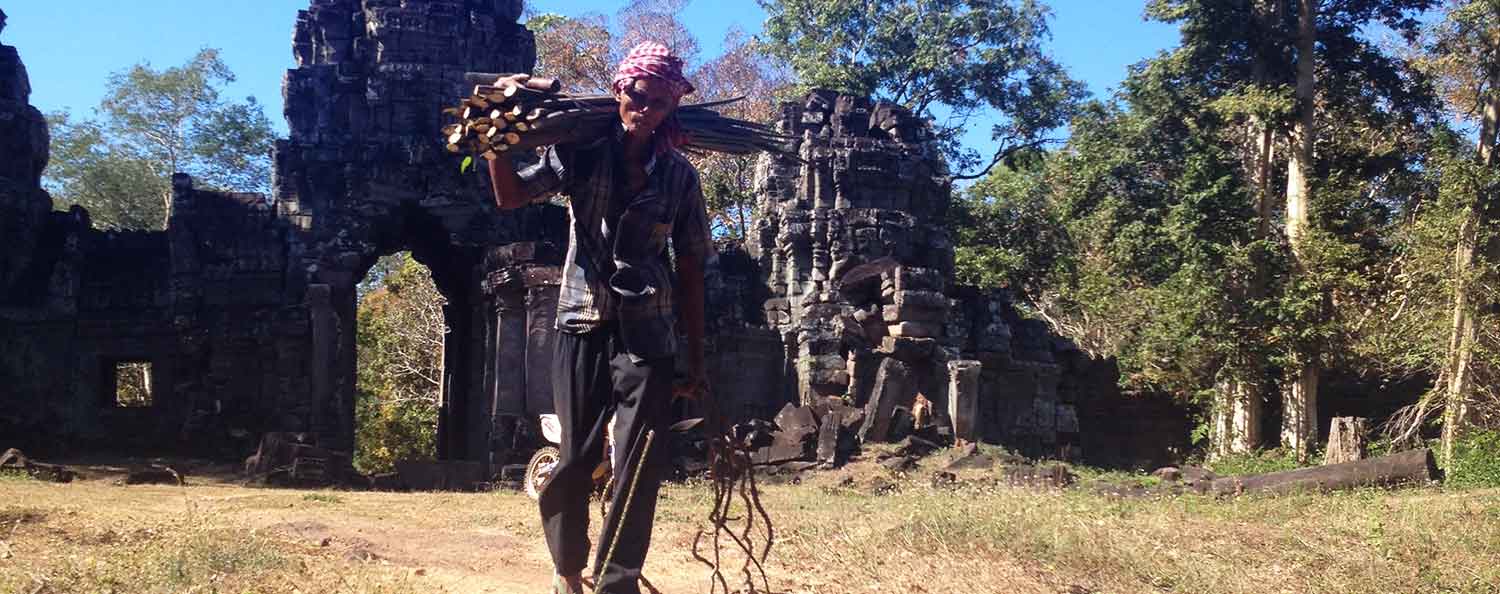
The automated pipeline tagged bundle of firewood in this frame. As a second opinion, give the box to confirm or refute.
[442,73,791,161]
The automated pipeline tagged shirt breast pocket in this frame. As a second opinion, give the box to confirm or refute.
[615,195,673,262]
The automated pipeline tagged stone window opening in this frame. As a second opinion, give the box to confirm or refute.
[112,360,154,408]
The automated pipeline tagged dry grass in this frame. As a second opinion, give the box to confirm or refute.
[0,456,1497,594]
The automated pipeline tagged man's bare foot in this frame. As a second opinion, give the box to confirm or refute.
[553,573,585,594]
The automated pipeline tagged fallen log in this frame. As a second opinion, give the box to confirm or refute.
[1208,448,1438,497]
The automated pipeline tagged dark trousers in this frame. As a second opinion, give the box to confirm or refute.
[540,326,672,594]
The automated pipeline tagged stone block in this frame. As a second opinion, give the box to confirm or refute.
[891,290,949,310]
[888,322,941,338]
[773,403,819,444]
[858,357,915,443]
[393,460,488,491]
[881,303,947,323]
[881,266,945,294]
[876,336,935,362]
[1056,404,1079,434]
[888,406,914,441]
[752,429,815,465]
[891,435,939,458]
[816,408,841,464]
[946,360,982,442]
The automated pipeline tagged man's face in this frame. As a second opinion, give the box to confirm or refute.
[615,77,679,136]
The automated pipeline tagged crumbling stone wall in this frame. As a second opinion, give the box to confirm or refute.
[743,91,1142,460]
[0,0,567,466]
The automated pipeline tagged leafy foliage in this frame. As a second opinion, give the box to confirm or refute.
[950,149,1064,295]
[43,48,275,230]
[354,253,447,475]
[1028,52,1273,404]
[756,0,1087,178]
[1203,447,1310,476]
[1445,429,1500,487]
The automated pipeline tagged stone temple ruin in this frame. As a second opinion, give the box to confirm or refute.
[0,1,1187,482]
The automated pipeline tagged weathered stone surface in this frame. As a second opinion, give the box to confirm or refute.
[752,437,815,465]
[859,357,915,443]
[888,406,915,441]
[876,336,935,362]
[947,360,982,442]
[881,303,947,323]
[752,403,821,464]
[880,456,916,472]
[816,408,842,464]
[888,321,941,338]
[773,403,819,445]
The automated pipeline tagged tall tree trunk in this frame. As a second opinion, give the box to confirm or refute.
[1212,0,1283,457]
[1440,72,1499,465]
[1282,0,1320,462]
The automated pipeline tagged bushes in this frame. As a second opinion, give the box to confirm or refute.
[1204,448,1310,477]
[1445,430,1500,488]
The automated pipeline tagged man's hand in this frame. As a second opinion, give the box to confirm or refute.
[492,73,530,87]
[485,76,528,211]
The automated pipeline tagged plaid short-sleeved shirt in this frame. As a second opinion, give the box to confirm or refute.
[516,129,714,361]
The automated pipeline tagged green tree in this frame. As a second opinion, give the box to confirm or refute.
[756,0,1087,179]
[43,48,275,230]
[1399,0,1500,465]
[1039,55,1273,420]
[354,253,447,474]
[950,148,1065,296]
[1144,0,1439,457]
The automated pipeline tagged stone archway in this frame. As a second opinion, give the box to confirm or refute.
[276,0,565,466]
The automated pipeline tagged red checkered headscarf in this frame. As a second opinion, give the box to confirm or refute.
[612,41,696,98]
[612,41,694,153]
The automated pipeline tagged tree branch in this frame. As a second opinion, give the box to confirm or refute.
[952,139,1049,181]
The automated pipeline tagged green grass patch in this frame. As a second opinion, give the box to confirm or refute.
[301,492,344,504]
[0,467,34,482]
[1069,465,1163,488]
[1204,447,1309,476]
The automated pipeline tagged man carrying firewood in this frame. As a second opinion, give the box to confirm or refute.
[486,41,712,594]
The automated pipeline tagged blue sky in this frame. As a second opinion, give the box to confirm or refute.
[6,0,1180,160]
